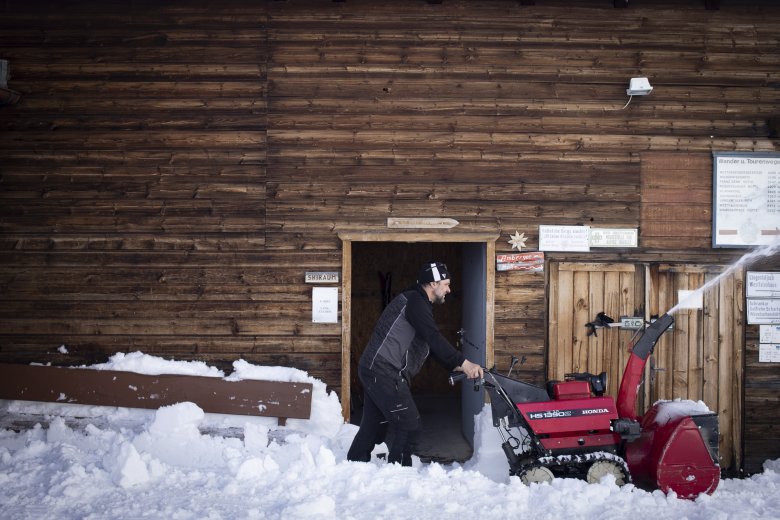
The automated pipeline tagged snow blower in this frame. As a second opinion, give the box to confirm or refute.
[450,313,720,498]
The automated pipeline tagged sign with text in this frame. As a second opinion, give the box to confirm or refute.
[312,287,338,323]
[713,152,780,247]
[538,225,591,252]
[305,271,340,284]
[759,344,780,363]
[759,325,780,363]
[747,271,780,298]
[589,228,638,248]
[747,298,780,324]
[496,252,544,272]
[620,317,645,330]
[760,324,780,343]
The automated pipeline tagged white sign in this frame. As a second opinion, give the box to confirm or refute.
[760,324,780,343]
[305,271,340,284]
[620,317,645,330]
[312,287,338,323]
[589,228,638,248]
[759,344,780,363]
[538,225,591,252]
[747,298,780,324]
[747,271,780,298]
[713,153,780,247]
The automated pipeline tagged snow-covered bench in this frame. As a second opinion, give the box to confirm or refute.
[0,362,312,426]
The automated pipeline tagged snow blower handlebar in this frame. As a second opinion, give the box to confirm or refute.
[448,370,486,390]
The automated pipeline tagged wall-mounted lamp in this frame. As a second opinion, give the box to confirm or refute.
[626,77,653,96]
[623,77,652,109]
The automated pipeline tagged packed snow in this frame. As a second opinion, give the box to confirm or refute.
[2,353,778,519]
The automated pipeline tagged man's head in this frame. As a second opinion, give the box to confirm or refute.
[417,261,451,304]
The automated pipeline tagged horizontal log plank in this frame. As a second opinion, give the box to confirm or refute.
[266,163,641,184]
[0,301,328,320]
[0,363,312,424]
[267,113,772,137]
[642,205,712,221]
[269,98,780,118]
[0,131,266,150]
[0,250,341,267]
[1,149,267,164]
[0,335,342,355]
[0,235,267,252]
[642,187,711,204]
[266,182,640,203]
[268,77,780,103]
[266,199,638,217]
[0,318,341,337]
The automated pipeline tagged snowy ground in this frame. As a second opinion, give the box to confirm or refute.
[1,352,778,520]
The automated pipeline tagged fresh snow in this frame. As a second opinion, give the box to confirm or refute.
[652,398,714,425]
[1,353,778,519]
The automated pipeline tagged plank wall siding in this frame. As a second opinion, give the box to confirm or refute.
[1,0,778,472]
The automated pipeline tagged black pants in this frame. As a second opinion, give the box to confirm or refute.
[347,365,421,466]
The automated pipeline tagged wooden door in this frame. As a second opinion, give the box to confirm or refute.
[548,262,644,402]
[647,264,744,470]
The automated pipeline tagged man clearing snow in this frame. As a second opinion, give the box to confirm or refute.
[347,261,484,466]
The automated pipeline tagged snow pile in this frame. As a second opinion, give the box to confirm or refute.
[652,399,713,426]
[86,351,225,378]
[227,358,343,438]
[1,354,779,519]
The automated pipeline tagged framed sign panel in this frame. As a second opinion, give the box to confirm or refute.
[712,152,780,248]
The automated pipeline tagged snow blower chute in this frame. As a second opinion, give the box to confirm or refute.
[620,314,720,498]
[450,313,720,498]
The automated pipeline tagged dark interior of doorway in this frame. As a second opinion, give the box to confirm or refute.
[349,241,472,464]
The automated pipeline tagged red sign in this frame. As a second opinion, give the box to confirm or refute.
[496,252,544,272]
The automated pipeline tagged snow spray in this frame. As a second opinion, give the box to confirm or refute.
[667,237,780,315]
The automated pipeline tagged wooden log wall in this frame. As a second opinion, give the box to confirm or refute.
[1,0,778,471]
[743,254,780,474]
[0,2,316,377]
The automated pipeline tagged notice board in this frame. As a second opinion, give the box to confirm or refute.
[712,152,780,247]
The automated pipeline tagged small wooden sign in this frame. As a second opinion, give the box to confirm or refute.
[496,252,544,272]
[305,272,340,284]
[387,217,459,229]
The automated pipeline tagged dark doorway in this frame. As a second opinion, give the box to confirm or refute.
[349,241,483,463]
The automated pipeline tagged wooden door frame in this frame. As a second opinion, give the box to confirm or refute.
[337,231,499,420]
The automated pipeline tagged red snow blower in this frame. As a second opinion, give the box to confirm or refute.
[450,313,720,499]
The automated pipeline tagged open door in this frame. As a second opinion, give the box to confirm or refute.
[460,243,487,446]
[339,231,497,463]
